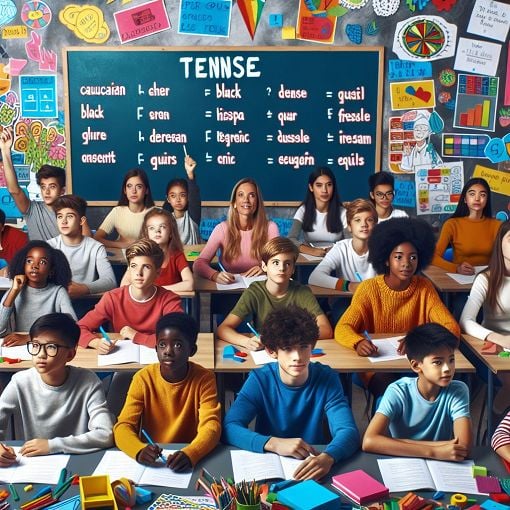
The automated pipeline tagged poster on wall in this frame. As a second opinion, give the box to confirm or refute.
[415,161,464,215]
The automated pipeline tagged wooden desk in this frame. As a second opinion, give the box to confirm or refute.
[422,265,472,307]
[106,244,208,264]
[215,337,475,374]
[0,333,215,372]
[461,333,510,439]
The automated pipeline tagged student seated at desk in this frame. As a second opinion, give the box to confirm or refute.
[222,306,359,481]
[94,169,154,249]
[0,207,27,272]
[308,199,377,292]
[193,178,279,284]
[114,312,221,472]
[0,313,114,465]
[49,195,116,298]
[492,410,510,464]
[335,218,459,396]
[78,239,182,352]
[368,171,408,223]
[120,208,193,292]
[162,154,202,245]
[0,127,90,241]
[432,178,500,275]
[217,237,332,350]
[288,167,347,258]
[460,220,510,420]
[0,241,76,346]
[362,323,472,461]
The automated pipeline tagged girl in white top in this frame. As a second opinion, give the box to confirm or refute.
[309,199,377,291]
[288,167,347,258]
[94,169,154,249]
[460,220,510,417]
[368,171,408,223]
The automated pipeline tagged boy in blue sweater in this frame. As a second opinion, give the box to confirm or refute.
[222,305,359,481]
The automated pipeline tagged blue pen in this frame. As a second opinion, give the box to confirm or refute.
[363,330,375,346]
[141,428,168,463]
[246,322,260,338]
[217,261,227,273]
[98,325,112,345]
[354,271,363,282]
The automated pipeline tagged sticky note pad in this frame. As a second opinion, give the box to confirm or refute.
[282,26,296,40]
[269,14,283,27]
[472,466,487,477]
[476,476,501,494]
[223,345,236,359]
[277,480,340,510]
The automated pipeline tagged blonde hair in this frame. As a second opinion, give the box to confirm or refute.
[140,207,183,255]
[125,239,164,270]
[261,237,299,264]
[346,198,378,225]
[223,178,269,263]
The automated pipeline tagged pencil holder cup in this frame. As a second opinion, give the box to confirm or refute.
[235,500,260,510]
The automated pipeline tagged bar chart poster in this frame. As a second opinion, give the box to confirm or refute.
[454,74,499,132]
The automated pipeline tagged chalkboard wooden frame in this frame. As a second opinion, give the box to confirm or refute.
[63,46,384,206]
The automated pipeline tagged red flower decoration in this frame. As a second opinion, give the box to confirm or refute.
[431,0,457,11]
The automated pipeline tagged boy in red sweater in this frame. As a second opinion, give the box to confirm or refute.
[78,239,182,352]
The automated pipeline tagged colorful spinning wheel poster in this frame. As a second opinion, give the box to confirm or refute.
[393,15,456,61]
[21,0,52,30]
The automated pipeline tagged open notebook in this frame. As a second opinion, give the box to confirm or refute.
[377,458,481,494]
[0,339,32,361]
[0,448,69,484]
[216,275,266,291]
[97,340,157,366]
[93,450,192,488]
[230,450,302,482]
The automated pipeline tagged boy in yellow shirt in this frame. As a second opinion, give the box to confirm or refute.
[113,312,221,471]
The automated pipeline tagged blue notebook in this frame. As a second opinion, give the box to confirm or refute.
[277,480,340,510]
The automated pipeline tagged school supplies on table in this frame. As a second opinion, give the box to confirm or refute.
[0,448,70,484]
[277,480,340,510]
[141,428,168,463]
[148,493,216,510]
[93,449,192,488]
[230,450,302,483]
[97,339,157,366]
[377,458,481,494]
[0,339,32,361]
[331,469,389,504]
[367,337,406,363]
[216,275,267,291]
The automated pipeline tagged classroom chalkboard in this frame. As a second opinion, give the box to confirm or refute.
[63,46,383,204]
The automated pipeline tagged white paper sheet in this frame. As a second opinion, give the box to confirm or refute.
[0,339,32,361]
[454,37,502,76]
[230,450,302,482]
[368,337,406,363]
[467,0,510,42]
[216,275,266,291]
[97,341,158,366]
[250,349,277,365]
[446,266,487,285]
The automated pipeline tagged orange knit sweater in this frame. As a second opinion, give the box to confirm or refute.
[334,275,460,349]
[113,362,221,466]
[432,216,501,272]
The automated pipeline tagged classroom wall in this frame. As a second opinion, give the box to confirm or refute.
[0,0,508,233]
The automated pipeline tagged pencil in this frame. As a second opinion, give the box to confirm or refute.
[98,325,112,345]
[141,428,167,463]
[245,322,260,338]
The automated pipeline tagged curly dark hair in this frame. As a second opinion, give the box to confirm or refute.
[9,240,72,287]
[367,217,435,275]
[260,305,318,352]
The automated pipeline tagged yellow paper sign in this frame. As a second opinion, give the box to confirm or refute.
[473,164,510,196]
[282,26,296,40]
[59,4,110,44]
[390,80,436,110]
[2,25,28,39]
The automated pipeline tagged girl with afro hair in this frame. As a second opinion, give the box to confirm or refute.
[334,217,460,396]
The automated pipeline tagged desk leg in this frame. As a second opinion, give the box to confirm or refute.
[487,370,494,444]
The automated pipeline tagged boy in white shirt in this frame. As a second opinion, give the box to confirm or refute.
[48,195,116,298]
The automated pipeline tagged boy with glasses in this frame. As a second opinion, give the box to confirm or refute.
[368,171,408,223]
[0,313,114,465]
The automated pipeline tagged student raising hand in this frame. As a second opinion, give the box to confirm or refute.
[0,443,16,467]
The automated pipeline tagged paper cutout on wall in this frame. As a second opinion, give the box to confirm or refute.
[4,59,26,76]
[467,0,510,43]
[0,64,11,97]
[237,0,265,39]
[393,16,456,61]
[59,4,110,44]
[406,0,430,11]
[178,0,231,38]
[0,0,16,28]
[373,0,400,16]
[21,1,52,29]
[454,37,501,77]
[297,0,344,44]
[484,133,510,163]
[499,107,510,128]
[442,133,489,159]
[473,164,510,197]
[390,80,436,110]
[340,0,368,8]
[24,31,56,72]
[431,0,457,11]
[2,25,28,39]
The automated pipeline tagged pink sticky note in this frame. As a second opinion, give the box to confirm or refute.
[476,476,501,494]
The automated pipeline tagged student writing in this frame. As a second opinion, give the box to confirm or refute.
[223,305,359,481]
[0,241,76,346]
[0,313,114,465]
[194,178,279,283]
[94,168,154,249]
[363,323,472,461]
[49,195,116,298]
[217,237,332,351]
[162,154,202,245]
[288,167,347,258]
[113,312,221,471]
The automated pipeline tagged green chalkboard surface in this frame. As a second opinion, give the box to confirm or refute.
[64,46,383,204]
